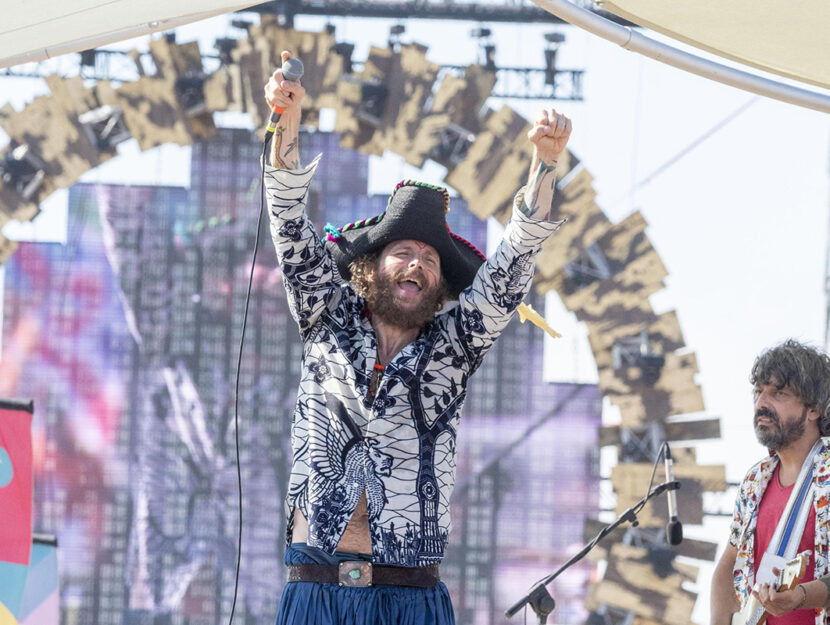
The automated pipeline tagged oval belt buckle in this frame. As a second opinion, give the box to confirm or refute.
[339,561,373,587]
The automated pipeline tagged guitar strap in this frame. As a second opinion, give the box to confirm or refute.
[755,438,822,586]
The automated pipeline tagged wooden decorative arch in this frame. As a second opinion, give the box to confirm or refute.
[0,18,726,625]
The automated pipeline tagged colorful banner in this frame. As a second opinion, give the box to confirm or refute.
[0,403,34,622]
[18,537,59,625]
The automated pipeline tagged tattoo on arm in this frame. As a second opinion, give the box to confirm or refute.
[821,577,830,607]
[520,160,557,218]
[271,126,300,169]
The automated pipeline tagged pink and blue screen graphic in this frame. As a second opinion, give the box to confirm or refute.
[0,407,33,624]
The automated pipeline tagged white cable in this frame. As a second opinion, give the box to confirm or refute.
[529,0,830,114]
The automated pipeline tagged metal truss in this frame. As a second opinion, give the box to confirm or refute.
[447,64,584,100]
[1,49,582,100]
[248,0,633,26]
[619,422,665,463]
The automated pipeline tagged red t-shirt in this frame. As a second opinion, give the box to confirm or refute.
[754,465,816,625]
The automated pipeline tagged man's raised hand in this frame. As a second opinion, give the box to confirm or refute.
[520,108,572,220]
[264,50,306,122]
[264,51,304,169]
[527,108,572,166]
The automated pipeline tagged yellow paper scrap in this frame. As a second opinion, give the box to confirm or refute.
[517,302,562,339]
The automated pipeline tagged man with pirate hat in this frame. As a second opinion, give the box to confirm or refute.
[263,51,572,624]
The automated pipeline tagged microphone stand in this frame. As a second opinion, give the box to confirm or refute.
[504,479,680,624]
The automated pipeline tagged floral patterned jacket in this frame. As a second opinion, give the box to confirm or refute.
[265,156,563,566]
[729,438,830,625]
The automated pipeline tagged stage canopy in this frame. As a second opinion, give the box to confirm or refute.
[0,1,257,68]
[599,0,830,90]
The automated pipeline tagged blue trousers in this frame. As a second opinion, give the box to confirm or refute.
[276,544,455,625]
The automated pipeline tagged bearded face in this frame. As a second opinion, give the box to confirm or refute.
[349,240,450,330]
[754,405,808,451]
[752,381,816,451]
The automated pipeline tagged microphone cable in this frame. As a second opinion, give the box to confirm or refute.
[228,56,301,622]
[227,133,273,625]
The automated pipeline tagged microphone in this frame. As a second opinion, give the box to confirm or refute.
[664,443,683,545]
[265,57,304,136]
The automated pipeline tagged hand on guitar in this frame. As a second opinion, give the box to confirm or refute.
[753,569,806,617]
[731,552,810,625]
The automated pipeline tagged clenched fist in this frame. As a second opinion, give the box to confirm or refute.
[527,108,571,165]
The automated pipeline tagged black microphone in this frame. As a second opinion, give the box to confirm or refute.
[664,443,683,545]
[265,57,304,136]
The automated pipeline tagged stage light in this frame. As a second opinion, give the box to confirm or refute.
[612,330,666,386]
[0,144,46,201]
[79,105,131,152]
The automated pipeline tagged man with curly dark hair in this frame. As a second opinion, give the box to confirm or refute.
[712,340,830,625]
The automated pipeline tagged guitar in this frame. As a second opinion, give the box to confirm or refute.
[731,551,811,625]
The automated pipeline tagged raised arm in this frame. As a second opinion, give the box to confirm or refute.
[264,50,305,169]
[520,108,572,221]
[448,109,572,371]
[263,53,337,336]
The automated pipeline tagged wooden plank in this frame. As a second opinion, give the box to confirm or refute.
[0,148,39,221]
[360,44,441,159]
[0,233,19,266]
[672,446,697,464]
[611,462,727,524]
[430,65,496,133]
[599,418,722,447]
[231,37,270,128]
[253,22,344,114]
[333,75,377,150]
[0,103,17,136]
[407,111,454,169]
[578,308,702,425]
[666,417,721,441]
[404,66,497,168]
[203,64,243,112]
[98,78,192,150]
[446,105,531,221]
[148,38,214,139]
[562,211,667,330]
[584,545,697,624]
[333,45,391,151]
[610,460,728,488]
[533,168,614,284]
[601,352,705,426]
[0,94,92,194]
[149,38,203,78]
[582,518,719,561]
[44,75,98,115]
[44,75,118,168]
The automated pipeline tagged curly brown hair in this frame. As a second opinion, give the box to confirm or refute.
[348,253,450,329]
[348,253,380,301]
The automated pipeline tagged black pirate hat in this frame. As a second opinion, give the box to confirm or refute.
[324,180,486,297]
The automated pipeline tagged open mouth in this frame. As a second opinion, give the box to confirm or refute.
[397,278,422,294]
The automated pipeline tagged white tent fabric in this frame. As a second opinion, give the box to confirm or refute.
[598,0,830,90]
[530,0,830,112]
[0,1,258,68]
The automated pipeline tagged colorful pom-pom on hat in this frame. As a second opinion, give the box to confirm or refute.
[325,180,486,297]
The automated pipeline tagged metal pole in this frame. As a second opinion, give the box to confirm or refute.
[529,0,830,114]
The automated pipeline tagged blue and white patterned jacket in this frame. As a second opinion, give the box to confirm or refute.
[266,155,562,566]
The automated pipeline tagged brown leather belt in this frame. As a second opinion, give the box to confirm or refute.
[287,562,440,588]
